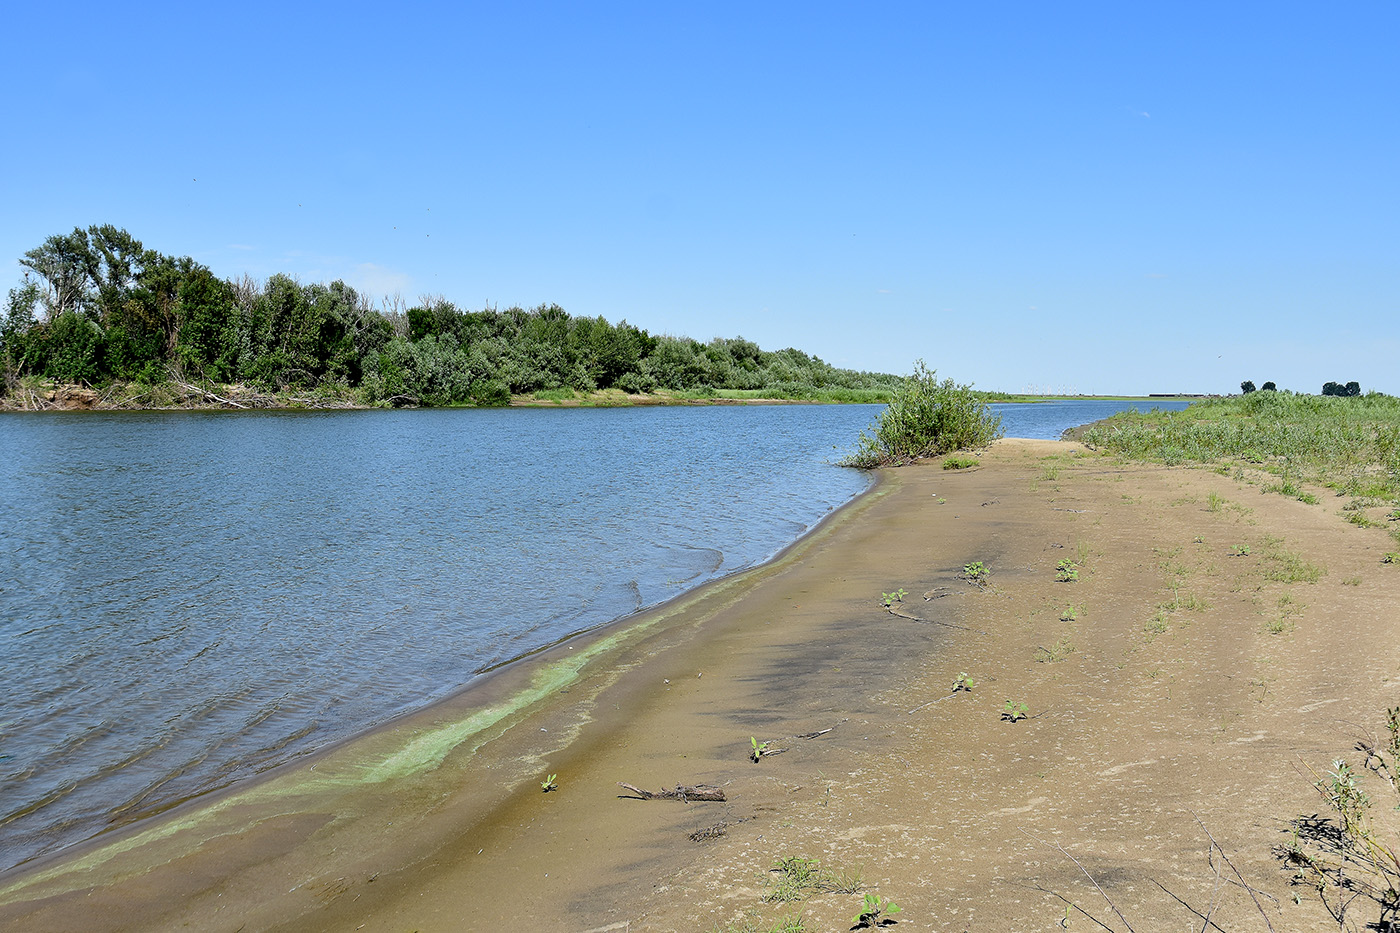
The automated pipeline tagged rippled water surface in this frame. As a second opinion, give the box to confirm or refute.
[0,398,1192,871]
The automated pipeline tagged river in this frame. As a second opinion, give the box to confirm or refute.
[0,397,1190,873]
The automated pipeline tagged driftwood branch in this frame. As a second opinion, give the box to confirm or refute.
[174,379,249,409]
[617,783,726,801]
[885,605,989,635]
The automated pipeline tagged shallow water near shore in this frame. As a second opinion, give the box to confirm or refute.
[0,397,1190,874]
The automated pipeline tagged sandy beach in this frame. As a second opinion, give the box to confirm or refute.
[4,436,1398,932]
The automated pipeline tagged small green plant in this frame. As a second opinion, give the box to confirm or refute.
[1297,491,1319,505]
[1207,491,1225,512]
[762,856,864,905]
[765,856,822,902]
[952,672,976,692]
[943,454,979,470]
[879,588,908,607]
[1059,604,1082,622]
[935,496,947,504]
[852,893,901,927]
[541,773,557,792]
[1230,544,1251,557]
[1055,559,1079,582]
[1036,637,1076,662]
[1002,700,1030,722]
[1347,511,1380,528]
[1383,552,1399,564]
[1342,575,1362,586]
[962,561,988,582]
[1320,759,1371,835]
[751,737,770,762]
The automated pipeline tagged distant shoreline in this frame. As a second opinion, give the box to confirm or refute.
[1,379,1206,413]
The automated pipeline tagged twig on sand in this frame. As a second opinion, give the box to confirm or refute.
[1192,811,1279,932]
[908,691,963,714]
[885,605,989,635]
[617,783,726,801]
[1020,829,1137,933]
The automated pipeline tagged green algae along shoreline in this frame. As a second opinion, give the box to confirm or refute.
[0,467,895,931]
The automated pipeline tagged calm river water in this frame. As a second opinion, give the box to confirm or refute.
[0,398,1190,872]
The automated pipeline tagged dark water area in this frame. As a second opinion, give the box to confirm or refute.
[0,397,1191,873]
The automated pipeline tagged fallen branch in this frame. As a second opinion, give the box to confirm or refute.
[174,379,249,409]
[617,783,726,801]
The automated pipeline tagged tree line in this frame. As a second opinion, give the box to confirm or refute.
[1,226,901,406]
[1242,380,1363,397]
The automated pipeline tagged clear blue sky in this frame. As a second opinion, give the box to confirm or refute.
[3,2,1395,395]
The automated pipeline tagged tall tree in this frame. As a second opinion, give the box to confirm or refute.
[19,228,96,320]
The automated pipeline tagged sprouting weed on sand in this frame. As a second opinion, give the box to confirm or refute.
[852,893,901,927]
[880,588,908,607]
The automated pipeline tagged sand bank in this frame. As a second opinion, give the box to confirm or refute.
[4,438,1399,932]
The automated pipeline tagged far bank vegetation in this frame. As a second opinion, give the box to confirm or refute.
[1,225,902,409]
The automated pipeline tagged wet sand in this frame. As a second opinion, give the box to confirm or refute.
[4,438,1399,931]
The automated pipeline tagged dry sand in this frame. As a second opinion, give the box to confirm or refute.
[4,437,1399,932]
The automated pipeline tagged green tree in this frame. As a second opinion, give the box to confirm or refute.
[19,227,96,319]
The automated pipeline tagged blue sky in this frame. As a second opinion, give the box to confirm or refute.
[2,2,1395,395]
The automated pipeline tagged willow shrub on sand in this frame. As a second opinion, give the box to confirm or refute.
[840,361,1003,468]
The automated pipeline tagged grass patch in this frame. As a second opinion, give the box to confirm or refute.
[763,856,863,903]
[943,454,980,470]
[1345,511,1381,529]
[1079,391,1400,504]
[1259,535,1325,583]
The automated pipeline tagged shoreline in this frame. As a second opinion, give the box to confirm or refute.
[0,381,1202,413]
[6,436,1394,930]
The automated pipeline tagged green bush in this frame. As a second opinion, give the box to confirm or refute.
[840,361,1003,468]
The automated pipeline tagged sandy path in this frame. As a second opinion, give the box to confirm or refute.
[4,438,1398,932]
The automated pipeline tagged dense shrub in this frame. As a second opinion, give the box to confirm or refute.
[840,361,1003,468]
